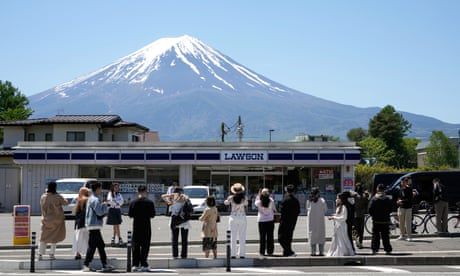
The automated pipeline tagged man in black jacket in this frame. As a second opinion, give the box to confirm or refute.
[278,184,300,257]
[368,183,393,255]
[128,185,156,272]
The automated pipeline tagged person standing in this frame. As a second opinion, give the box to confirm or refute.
[326,192,355,256]
[397,176,414,241]
[39,181,68,260]
[433,177,448,233]
[161,187,192,259]
[83,182,113,272]
[278,184,300,257]
[128,185,156,272]
[224,183,248,259]
[72,187,90,260]
[306,187,328,256]
[368,184,393,255]
[198,196,219,258]
[353,183,369,249]
[255,188,276,257]
[106,183,124,247]
[166,182,178,215]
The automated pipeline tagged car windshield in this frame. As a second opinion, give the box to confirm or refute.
[183,188,208,198]
[56,182,85,194]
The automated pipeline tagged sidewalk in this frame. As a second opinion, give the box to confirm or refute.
[0,213,459,270]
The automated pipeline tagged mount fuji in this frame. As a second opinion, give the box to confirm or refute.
[28,35,459,141]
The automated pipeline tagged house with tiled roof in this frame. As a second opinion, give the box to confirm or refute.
[0,115,157,149]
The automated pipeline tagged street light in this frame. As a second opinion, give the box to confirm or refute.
[269,129,275,142]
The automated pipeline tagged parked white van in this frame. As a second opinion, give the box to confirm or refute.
[55,178,99,216]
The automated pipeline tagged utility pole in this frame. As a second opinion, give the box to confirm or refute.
[237,115,243,142]
[269,129,274,142]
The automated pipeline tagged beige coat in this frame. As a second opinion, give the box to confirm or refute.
[199,206,218,239]
[40,192,67,243]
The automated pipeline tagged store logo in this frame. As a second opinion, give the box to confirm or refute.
[222,152,266,161]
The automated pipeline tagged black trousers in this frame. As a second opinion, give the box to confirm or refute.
[84,229,107,266]
[371,222,392,253]
[278,221,296,256]
[171,227,188,258]
[258,220,275,255]
[132,233,151,267]
[354,216,365,244]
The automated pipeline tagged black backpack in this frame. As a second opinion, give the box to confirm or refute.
[180,199,194,220]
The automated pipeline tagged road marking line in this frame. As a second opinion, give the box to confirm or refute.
[356,266,410,273]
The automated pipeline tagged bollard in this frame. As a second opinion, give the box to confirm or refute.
[126,231,132,272]
[30,231,36,273]
[226,230,231,272]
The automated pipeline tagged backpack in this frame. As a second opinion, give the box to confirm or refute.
[171,199,194,229]
[180,199,194,220]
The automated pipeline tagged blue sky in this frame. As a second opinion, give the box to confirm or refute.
[1,0,459,124]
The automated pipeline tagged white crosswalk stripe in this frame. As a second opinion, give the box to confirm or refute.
[356,265,411,273]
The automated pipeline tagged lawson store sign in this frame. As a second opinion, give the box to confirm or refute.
[221,151,267,162]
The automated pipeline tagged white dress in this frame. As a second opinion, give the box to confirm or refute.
[326,206,355,256]
[307,198,328,245]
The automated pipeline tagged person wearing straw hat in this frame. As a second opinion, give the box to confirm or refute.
[224,183,248,259]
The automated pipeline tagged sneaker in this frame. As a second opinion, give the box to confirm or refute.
[397,235,405,240]
[141,266,151,272]
[82,265,95,272]
[111,238,116,247]
[101,264,114,272]
[131,266,139,272]
[290,252,297,257]
[406,237,413,242]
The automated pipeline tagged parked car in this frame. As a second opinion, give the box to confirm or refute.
[183,185,210,217]
[54,178,99,217]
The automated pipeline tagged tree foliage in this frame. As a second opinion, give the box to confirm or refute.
[347,127,367,142]
[0,80,33,121]
[368,105,412,168]
[0,80,34,143]
[425,130,458,168]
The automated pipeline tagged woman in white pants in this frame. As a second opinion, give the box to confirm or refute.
[224,183,248,258]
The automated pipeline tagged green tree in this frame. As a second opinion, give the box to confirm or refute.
[0,80,34,142]
[358,136,394,166]
[425,130,458,168]
[347,127,368,142]
[368,105,412,168]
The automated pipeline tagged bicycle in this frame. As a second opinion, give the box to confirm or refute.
[364,212,401,237]
[447,202,460,233]
[412,201,437,234]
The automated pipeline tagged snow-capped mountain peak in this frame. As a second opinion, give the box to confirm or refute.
[54,35,286,95]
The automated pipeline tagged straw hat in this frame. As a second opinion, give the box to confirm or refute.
[261,188,270,196]
[231,183,245,194]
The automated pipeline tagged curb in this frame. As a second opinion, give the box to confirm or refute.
[7,255,460,271]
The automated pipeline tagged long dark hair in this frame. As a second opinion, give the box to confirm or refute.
[337,192,348,214]
[47,182,57,194]
[233,193,245,204]
[261,194,270,207]
[309,187,320,203]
